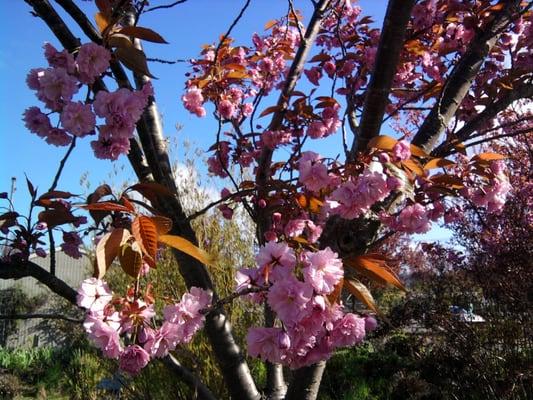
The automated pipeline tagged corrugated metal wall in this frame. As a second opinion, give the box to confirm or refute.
[0,249,92,348]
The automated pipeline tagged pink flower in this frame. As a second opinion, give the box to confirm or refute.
[84,314,122,358]
[392,140,411,161]
[163,287,212,343]
[43,43,75,74]
[91,129,131,160]
[60,101,96,137]
[26,68,45,90]
[76,43,111,84]
[46,128,72,147]
[182,87,206,117]
[119,345,150,375]
[298,151,330,192]
[247,327,284,363]
[262,130,292,149]
[364,315,378,332]
[61,231,82,258]
[307,121,328,139]
[256,241,296,272]
[36,67,78,110]
[23,106,51,137]
[396,203,431,233]
[303,248,343,294]
[77,277,113,312]
[217,99,235,119]
[330,313,366,347]
[143,321,180,358]
[323,60,336,77]
[267,276,312,325]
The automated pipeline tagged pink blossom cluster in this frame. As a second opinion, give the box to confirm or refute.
[464,160,511,214]
[91,84,153,160]
[23,42,150,159]
[329,162,391,219]
[306,106,341,139]
[237,241,374,368]
[77,277,212,375]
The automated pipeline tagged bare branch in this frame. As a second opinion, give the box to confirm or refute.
[350,0,417,156]
[0,313,82,323]
[0,259,77,305]
[144,0,189,13]
[412,0,523,152]
[433,82,533,156]
[162,354,219,400]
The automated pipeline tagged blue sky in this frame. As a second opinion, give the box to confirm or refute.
[0,0,383,204]
[0,1,450,241]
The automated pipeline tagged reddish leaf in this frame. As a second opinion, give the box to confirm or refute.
[118,26,168,44]
[472,152,506,162]
[119,241,144,277]
[38,208,77,228]
[81,202,132,213]
[127,182,174,205]
[25,176,36,198]
[87,184,113,225]
[120,195,136,213]
[344,278,381,315]
[95,12,110,33]
[94,228,130,279]
[431,174,464,189]
[410,144,429,158]
[344,255,406,291]
[259,105,280,118]
[151,216,173,235]
[423,158,455,170]
[367,135,397,151]
[264,19,278,30]
[132,216,159,261]
[402,159,425,176]
[225,70,250,79]
[115,47,156,79]
[159,234,213,266]
[327,278,344,305]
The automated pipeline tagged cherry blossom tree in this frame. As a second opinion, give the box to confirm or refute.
[1,0,531,399]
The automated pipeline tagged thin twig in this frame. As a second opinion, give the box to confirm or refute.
[144,0,189,13]
[0,313,82,323]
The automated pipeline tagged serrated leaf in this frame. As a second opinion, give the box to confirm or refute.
[118,26,168,44]
[132,216,159,262]
[25,175,36,198]
[119,242,144,277]
[473,152,506,162]
[115,47,156,79]
[225,70,250,79]
[367,135,397,151]
[81,202,132,213]
[423,158,455,170]
[402,159,425,176]
[38,208,77,228]
[95,12,110,33]
[127,182,174,206]
[94,228,130,279]
[344,278,381,315]
[264,19,278,30]
[259,105,280,118]
[159,234,213,266]
[87,184,113,226]
[410,143,429,158]
[107,34,132,49]
[151,215,173,235]
[344,255,406,291]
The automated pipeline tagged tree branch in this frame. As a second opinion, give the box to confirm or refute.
[432,82,533,156]
[162,354,219,400]
[412,0,522,152]
[254,1,333,397]
[0,259,77,304]
[285,361,327,400]
[0,313,82,323]
[350,0,416,156]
